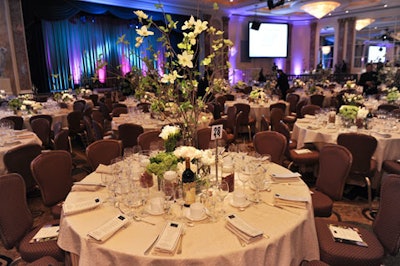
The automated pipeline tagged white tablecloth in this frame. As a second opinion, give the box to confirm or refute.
[58,162,319,265]
[292,119,400,173]
[0,131,42,174]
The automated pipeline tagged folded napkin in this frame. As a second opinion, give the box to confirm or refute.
[304,114,316,119]
[95,164,113,174]
[225,214,264,244]
[293,149,312,154]
[271,172,301,182]
[63,197,101,215]
[274,193,308,209]
[153,221,183,256]
[119,113,129,117]
[71,184,102,192]
[16,133,34,139]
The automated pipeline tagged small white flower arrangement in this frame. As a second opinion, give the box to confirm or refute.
[345,80,357,89]
[173,145,203,161]
[386,86,399,103]
[293,79,305,88]
[249,87,267,103]
[342,93,364,106]
[357,107,369,119]
[159,125,180,140]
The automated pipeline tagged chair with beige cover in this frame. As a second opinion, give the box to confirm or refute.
[311,144,352,219]
[86,139,123,171]
[314,174,400,265]
[31,150,73,219]
[0,173,65,264]
[252,131,287,165]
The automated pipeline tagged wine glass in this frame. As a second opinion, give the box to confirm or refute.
[161,180,175,218]
[250,166,265,203]
[174,185,185,220]
[238,164,251,194]
[216,180,229,214]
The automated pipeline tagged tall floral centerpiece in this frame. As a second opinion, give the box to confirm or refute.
[159,125,181,152]
[132,3,233,145]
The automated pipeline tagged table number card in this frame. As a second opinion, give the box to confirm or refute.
[211,124,223,140]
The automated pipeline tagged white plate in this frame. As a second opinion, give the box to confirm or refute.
[229,198,251,209]
[185,211,207,221]
[145,205,164,216]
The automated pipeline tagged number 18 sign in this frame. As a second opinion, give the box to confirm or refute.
[211,124,223,140]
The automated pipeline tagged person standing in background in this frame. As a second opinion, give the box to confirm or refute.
[258,68,266,83]
[276,69,289,100]
[358,63,379,95]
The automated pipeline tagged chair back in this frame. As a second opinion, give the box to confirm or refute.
[226,106,237,133]
[270,108,284,130]
[29,115,53,129]
[67,111,83,134]
[269,102,286,113]
[377,104,399,113]
[234,103,250,117]
[54,129,71,152]
[89,94,99,106]
[260,115,270,131]
[83,115,95,145]
[253,131,287,165]
[73,100,86,113]
[86,139,123,170]
[137,130,164,151]
[373,174,400,255]
[225,94,235,101]
[118,123,144,149]
[301,104,321,117]
[0,173,33,249]
[111,106,128,117]
[137,102,151,113]
[53,121,63,137]
[98,101,112,121]
[0,116,23,130]
[31,150,73,206]
[216,96,226,112]
[209,118,233,134]
[196,127,228,150]
[316,144,352,200]
[296,99,308,118]
[30,118,51,148]
[112,103,127,109]
[92,120,105,141]
[286,93,300,114]
[3,144,42,193]
[337,133,377,174]
[310,94,325,107]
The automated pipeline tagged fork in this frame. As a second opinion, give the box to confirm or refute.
[177,228,186,254]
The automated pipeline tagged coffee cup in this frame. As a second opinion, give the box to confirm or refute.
[232,191,246,206]
[190,202,205,219]
[149,197,164,213]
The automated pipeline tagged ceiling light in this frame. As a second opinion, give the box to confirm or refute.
[300,1,341,19]
[355,18,375,31]
[321,46,331,55]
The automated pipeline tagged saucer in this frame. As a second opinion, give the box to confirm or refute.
[145,205,164,216]
[185,211,207,221]
[229,197,251,209]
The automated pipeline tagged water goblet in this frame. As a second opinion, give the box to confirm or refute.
[216,180,229,214]
[161,180,175,219]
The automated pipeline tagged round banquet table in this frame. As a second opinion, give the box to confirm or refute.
[58,157,319,266]
[292,118,400,174]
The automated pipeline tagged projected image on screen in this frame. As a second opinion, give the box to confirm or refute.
[367,46,386,63]
[248,22,288,58]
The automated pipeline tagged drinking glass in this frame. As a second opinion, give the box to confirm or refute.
[216,180,229,213]
[250,166,265,203]
[161,180,175,218]
[174,185,185,220]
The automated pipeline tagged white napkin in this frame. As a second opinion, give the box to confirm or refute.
[95,164,113,174]
[304,114,316,119]
[294,149,311,154]
[274,193,308,209]
[153,221,183,255]
[225,214,264,244]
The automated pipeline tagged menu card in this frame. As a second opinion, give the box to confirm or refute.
[328,224,368,247]
[30,225,59,243]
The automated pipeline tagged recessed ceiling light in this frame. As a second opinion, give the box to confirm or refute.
[345,10,349,13]
[328,13,332,16]
[384,4,388,8]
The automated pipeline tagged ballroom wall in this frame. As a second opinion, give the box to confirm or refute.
[0,0,31,95]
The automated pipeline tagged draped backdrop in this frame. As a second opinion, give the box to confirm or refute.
[22,0,189,93]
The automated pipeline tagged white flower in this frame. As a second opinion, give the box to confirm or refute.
[193,19,208,35]
[181,16,196,31]
[161,70,182,84]
[200,149,215,165]
[133,10,148,20]
[136,26,154,37]
[159,125,180,140]
[357,107,369,119]
[173,146,203,160]
[177,51,193,68]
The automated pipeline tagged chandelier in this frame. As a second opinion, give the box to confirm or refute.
[355,18,375,31]
[301,1,341,19]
